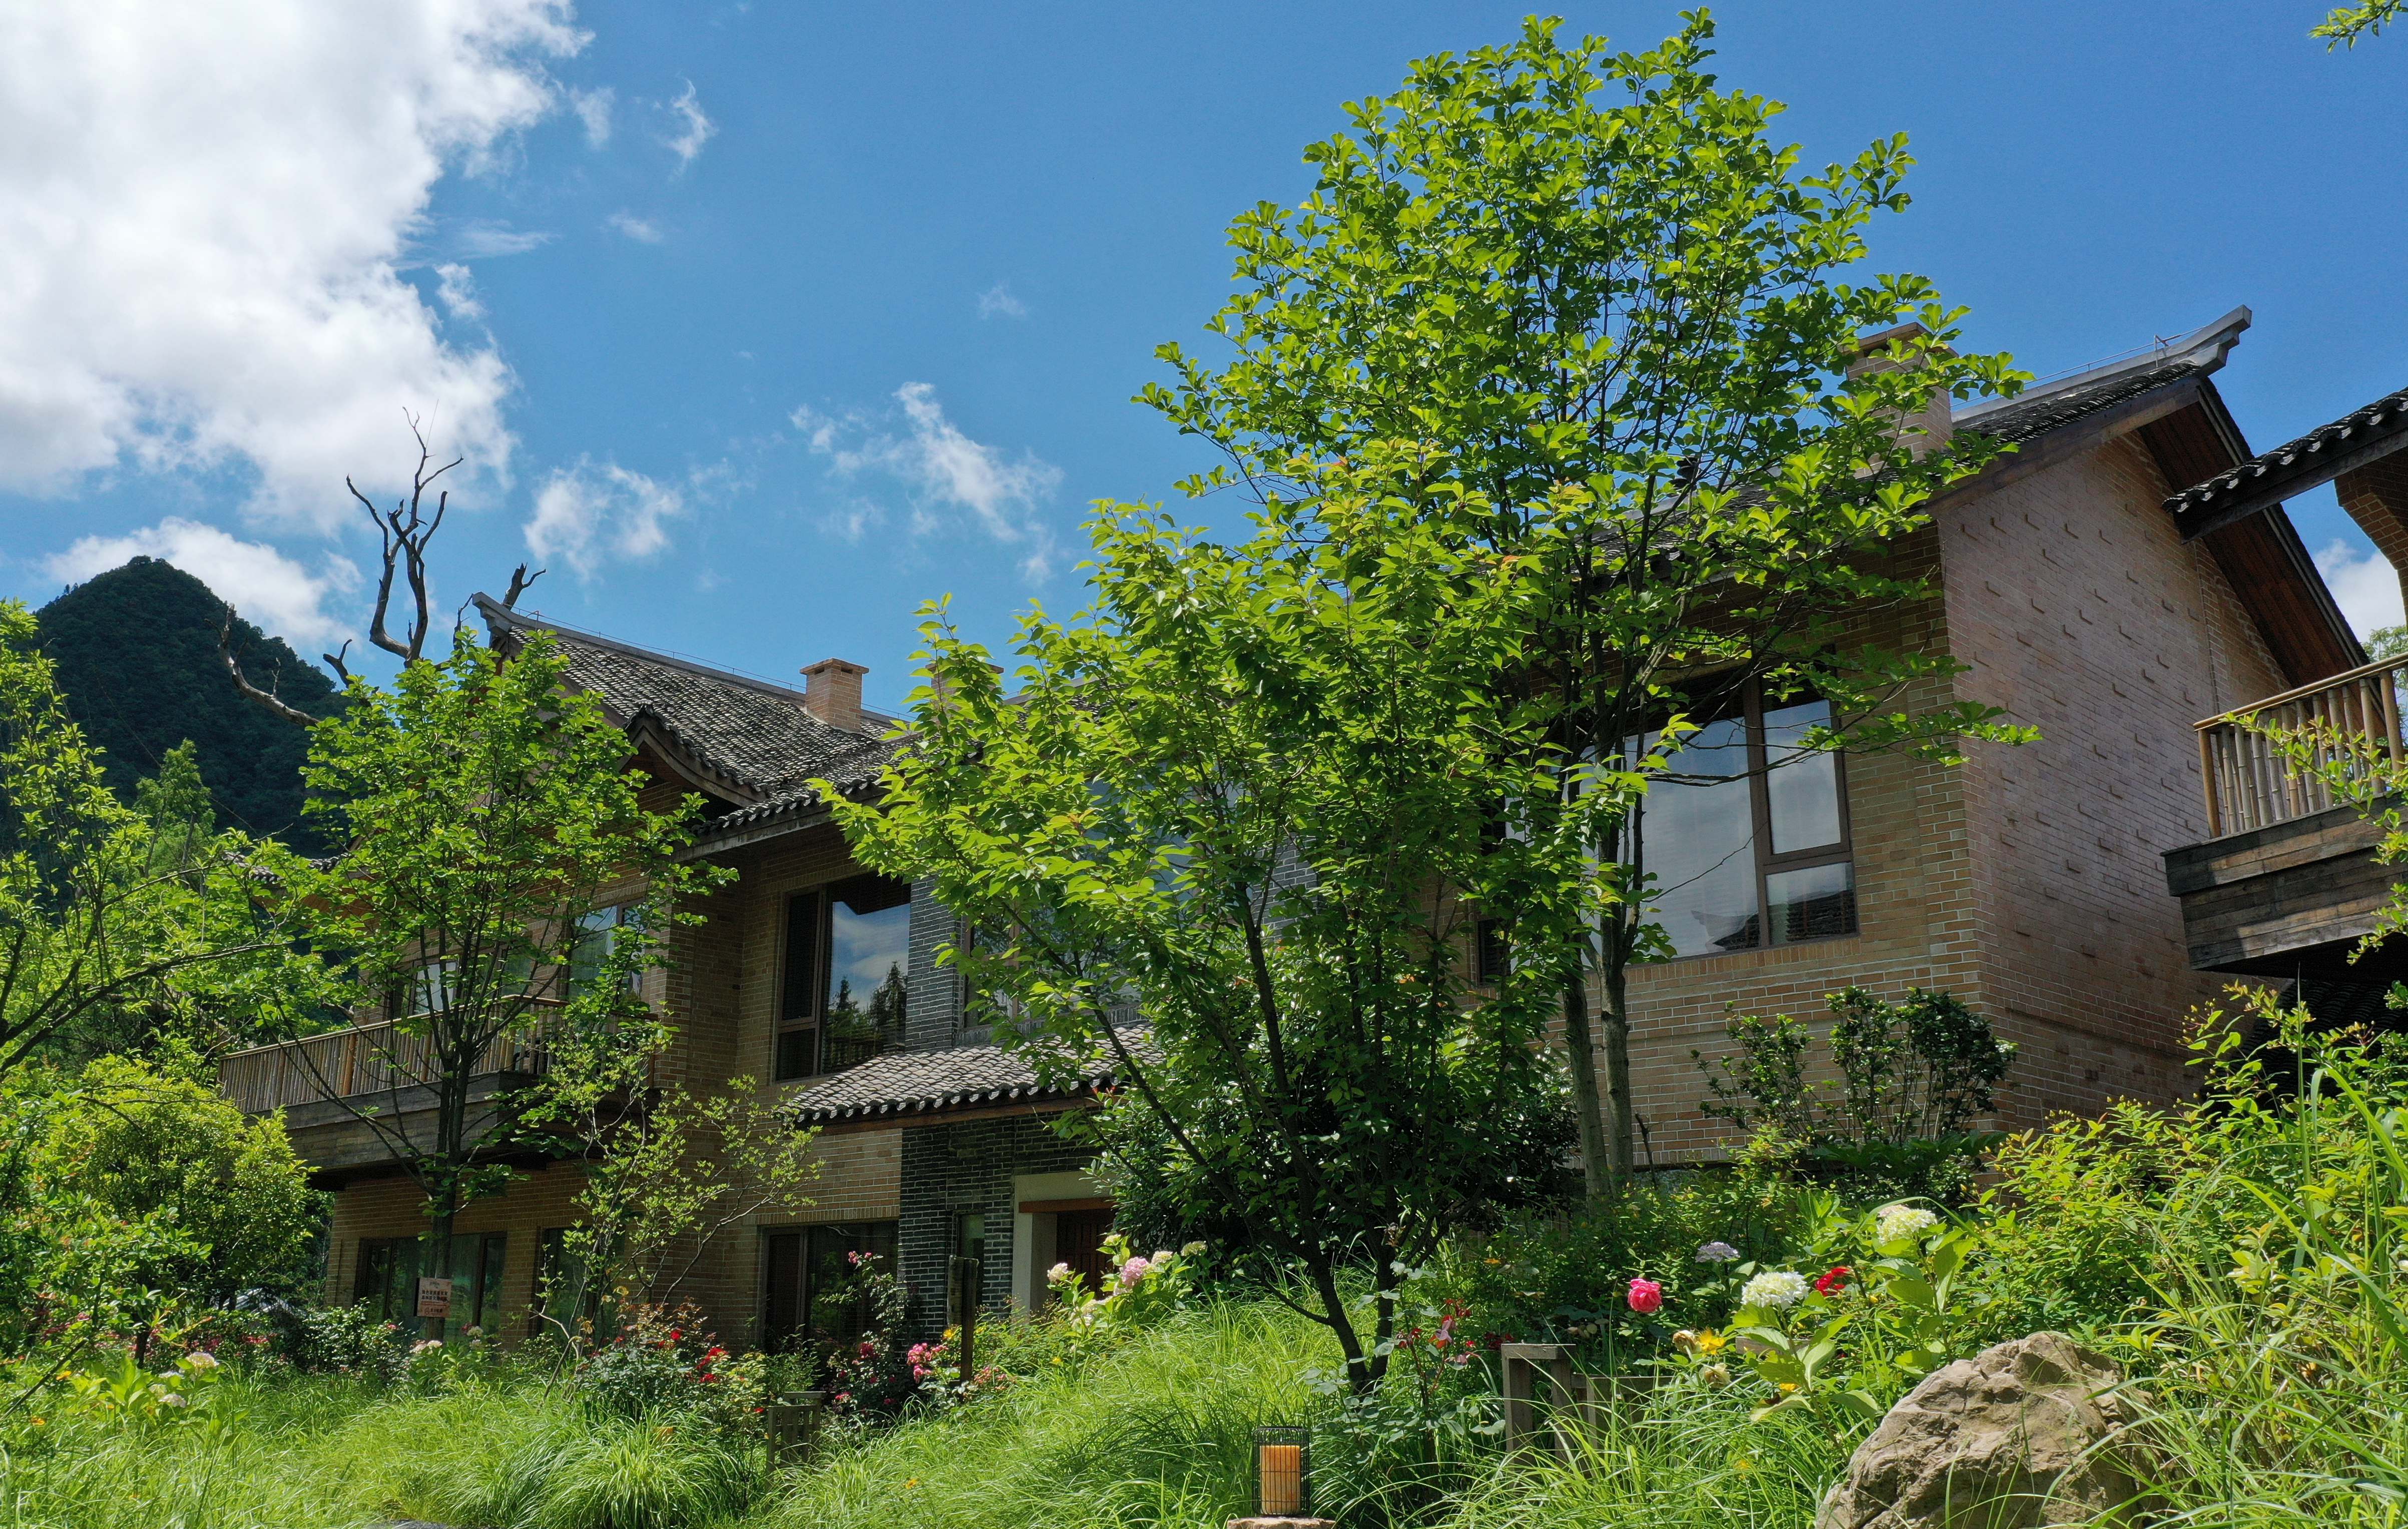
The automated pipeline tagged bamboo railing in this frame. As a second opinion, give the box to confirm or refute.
[2196,655,2407,838]
[217,1020,552,1114]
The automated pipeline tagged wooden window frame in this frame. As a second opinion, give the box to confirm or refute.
[774,876,910,1082]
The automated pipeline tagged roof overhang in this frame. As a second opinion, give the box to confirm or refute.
[2166,383,2408,538]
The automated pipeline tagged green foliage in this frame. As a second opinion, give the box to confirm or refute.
[275,627,732,1310]
[1139,11,2033,1188]
[32,1052,319,1306]
[61,1350,232,1434]
[1695,986,2014,1199]
[0,600,305,1079]
[470,1413,761,1529]
[2316,0,2406,46]
[826,447,1588,1393]
[37,556,342,855]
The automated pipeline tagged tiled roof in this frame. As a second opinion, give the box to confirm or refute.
[2165,382,2408,520]
[1954,305,2251,448]
[475,596,901,802]
[784,1032,1148,1126]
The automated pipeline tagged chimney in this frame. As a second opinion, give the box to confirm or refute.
[1848,321,1955,455]
[800,658,868,732]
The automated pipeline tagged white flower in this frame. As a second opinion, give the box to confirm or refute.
[1046,1262,1071,1283]
[158,1393,189,1409]
[1874,1204,1941,1244]
[1741,1271,1810,1310]
[1181,1240,1207,1257]
[1151,1250,1177,1265]
[181,1351,219,1371]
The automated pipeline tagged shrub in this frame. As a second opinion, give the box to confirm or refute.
[573,1303,754,1425]
[289,1301,410,1376]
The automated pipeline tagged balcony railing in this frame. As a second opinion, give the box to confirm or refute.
[218,1020,552,1114]
[2196,656,2407,838]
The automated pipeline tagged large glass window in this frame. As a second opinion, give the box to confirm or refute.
[1633,683,1856,960]
[355,1232,507,1338]
[774,876,910,1081]
[759,1221,898,1352]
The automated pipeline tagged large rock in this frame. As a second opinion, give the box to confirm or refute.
[1816,1332,2149,1529]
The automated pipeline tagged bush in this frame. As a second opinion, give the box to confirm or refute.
[456,1413,761,1529]
[289,1301,410,1375]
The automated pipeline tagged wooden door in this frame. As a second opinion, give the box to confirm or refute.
[1055,1208,1115,1294]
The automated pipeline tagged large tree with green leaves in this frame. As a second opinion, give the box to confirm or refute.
[0,603,296,1079]
[829,446,1600,1393]
[1143,14,2029,1195]
[276,630,728,1338]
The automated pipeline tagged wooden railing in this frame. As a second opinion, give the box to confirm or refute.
[2196,656,2407,837]
[217,1020,552,1114]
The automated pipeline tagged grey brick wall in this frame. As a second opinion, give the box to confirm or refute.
[905,877,962,1053]
[897,1113,1092,1339]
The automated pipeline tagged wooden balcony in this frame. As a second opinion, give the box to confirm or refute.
[218,1021,554,1184]
[2167,658,2408,982]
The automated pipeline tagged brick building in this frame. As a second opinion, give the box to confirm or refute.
[219,306,2380,1349]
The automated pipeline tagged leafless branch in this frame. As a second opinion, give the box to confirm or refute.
[353,411,462,664]
[321,639,354,686]
[503,563,545,609]
[219,604,319,726]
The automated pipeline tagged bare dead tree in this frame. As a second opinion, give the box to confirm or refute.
[222,414,555,720]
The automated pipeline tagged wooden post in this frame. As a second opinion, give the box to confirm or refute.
[949,1255,982,1384]
[1500,1343,1576,1452]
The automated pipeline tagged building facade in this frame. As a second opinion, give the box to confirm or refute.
[219,306,2382,1350]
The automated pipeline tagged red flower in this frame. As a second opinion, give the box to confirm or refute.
[1626,1277,1664,1315]
[1815,1265,1852,1296]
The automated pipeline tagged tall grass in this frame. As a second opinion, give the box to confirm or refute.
[761,1300,1330,1529]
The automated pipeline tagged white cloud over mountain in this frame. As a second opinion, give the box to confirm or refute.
[0,1,584,529]
[46,519,360,649]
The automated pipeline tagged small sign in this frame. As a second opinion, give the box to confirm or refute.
[415,1276,453,1320]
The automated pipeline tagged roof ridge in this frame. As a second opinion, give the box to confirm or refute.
[473,593,821,707]
[1956,305,2251,425]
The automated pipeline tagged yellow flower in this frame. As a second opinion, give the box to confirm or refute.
[1777,1381,1798,1394]
[1694,1329,1729,1356]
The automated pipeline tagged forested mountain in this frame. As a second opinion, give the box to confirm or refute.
[36,557,341,854]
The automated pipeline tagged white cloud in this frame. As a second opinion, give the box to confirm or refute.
[606,210,665,243]
[46,518,359,649]
[453,219,555,258]
[434,263,485,323]
[793,382,1062,580]
[0,2,583,530]
[977,282,1028,320]
[2315,539,2405,639]
[526,459,686,579]
[662,80,715,171]
[570,85,614,147]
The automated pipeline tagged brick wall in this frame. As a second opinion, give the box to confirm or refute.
[897,1112,1091,1339]
[322,1164,586,1337]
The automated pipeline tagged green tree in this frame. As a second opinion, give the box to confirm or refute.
[1141,15,2028,1195]
[2315,0,2404,46]
[827,446,1595,1393]
[278,630,730,1339]
[0,603,293,1080]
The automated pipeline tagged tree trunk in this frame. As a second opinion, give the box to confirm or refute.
[1600,939,1636,1181]
[1562,974,1612,1204]
[423,1192,455,1343]
[1311,1259,1382,1395]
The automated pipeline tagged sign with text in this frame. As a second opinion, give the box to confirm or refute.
[414,1276,453,1320]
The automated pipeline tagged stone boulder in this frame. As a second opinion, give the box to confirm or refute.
[1816,1332,2149,1529]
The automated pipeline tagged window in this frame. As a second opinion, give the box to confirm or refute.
[398,957,456,1018]
[759,1221,898,1352]
[569,904,640,1003]
[355,1232,507,1337]
[534,1227,609,1341]
[1474,918,1511,985]
[1633,682,1855,960]
[774,876,910,1081]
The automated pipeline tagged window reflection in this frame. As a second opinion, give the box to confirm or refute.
[1638,715,1762,958]
[1766,861,1856,945]
[823,875,909,1072]
[1764,701,1844,854]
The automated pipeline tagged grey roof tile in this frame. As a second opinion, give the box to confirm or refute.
[784,1031,1149,1125]
[2166,382,2408,517]
[474,596,901,802]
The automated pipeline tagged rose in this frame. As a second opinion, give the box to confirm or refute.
[1814,1265,1852,1296]
[1626,1277,1664,1314]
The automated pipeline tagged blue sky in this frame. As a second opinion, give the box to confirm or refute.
[5,2,2403,712]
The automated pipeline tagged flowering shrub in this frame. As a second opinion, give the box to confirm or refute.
[1722,1197,1984,1427]
[574,1303,757,1425]
[1043,1235,1200,1361]
[289,1303,409,1376]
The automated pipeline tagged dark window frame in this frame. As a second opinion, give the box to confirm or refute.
[774,877,910,1082]
[354,1231,507,1334]
[758,1220,899,1353]
[1642,677,1858,961]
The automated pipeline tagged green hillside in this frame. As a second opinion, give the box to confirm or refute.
[36,557,341,854]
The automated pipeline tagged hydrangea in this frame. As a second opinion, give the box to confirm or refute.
[1046,1261,1071,1283]
[182,1351,219,1371]
[1695,1241,1741,1262]
[1151,1250,1177,1265]
[1874,1204,1941,1244]
[1741,1271,1809,1310]
[1118,1256,1152,1287]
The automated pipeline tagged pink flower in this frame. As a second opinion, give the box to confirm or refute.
[1118,1256,1152,1286]
[1626,1278,1664,1315]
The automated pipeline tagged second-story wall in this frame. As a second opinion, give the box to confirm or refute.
[1942,431,2292,1124]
